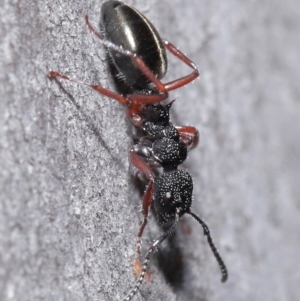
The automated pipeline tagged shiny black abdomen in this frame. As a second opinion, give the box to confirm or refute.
[100,0,167,88]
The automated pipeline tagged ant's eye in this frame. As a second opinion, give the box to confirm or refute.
[163,191,173,203]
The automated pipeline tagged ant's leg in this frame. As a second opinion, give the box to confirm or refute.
[163,40,200,91]
[85,15,104,40]
[48,71,162,129]
[108,40,200,97]
[48,71,156,129]
[48,71,128,105]
[130,150,154,252]
[129,150,154,278]
[50,17,166,108]
[176,125,200,150]
[136,181,154,258]
[129,150,154,182]
[85,15,169,103]
[133,180,153,281]
[87,17,199,96]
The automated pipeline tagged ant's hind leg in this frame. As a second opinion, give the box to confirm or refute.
[48,71,128,105]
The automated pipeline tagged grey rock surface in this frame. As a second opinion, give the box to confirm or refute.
[1,0,299,301]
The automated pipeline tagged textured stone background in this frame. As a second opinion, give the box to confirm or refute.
[1,0,299,301]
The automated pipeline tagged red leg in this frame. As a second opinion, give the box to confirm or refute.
[129,150,155,181]
[48,71,128,105]
[51,18,168,108]
[85,18,200,100]
[50,18,201,122]
[136,181,154,257]
[129,150,154,255]
[130,150,155,280]
[85,16,168,97]
[85,15,104,40]
[133,180,153,282]
[163,40,200,91]
[176,125,200,150]
[48,71,159,127]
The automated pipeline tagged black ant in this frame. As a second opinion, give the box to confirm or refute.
[48,1,228,300]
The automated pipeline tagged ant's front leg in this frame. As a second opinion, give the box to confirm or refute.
[129,150,155,280]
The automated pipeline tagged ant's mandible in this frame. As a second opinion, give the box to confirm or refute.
[48,1,228,300]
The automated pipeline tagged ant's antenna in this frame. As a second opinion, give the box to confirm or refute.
[122,211,181,301]
[187,210,228,282]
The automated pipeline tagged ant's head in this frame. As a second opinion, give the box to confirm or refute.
[153,169,193,227]
[141,100,175,126]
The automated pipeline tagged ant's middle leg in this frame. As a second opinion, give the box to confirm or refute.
[176,125,200,150]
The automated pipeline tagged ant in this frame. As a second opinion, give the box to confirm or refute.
[48,1,228,300]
